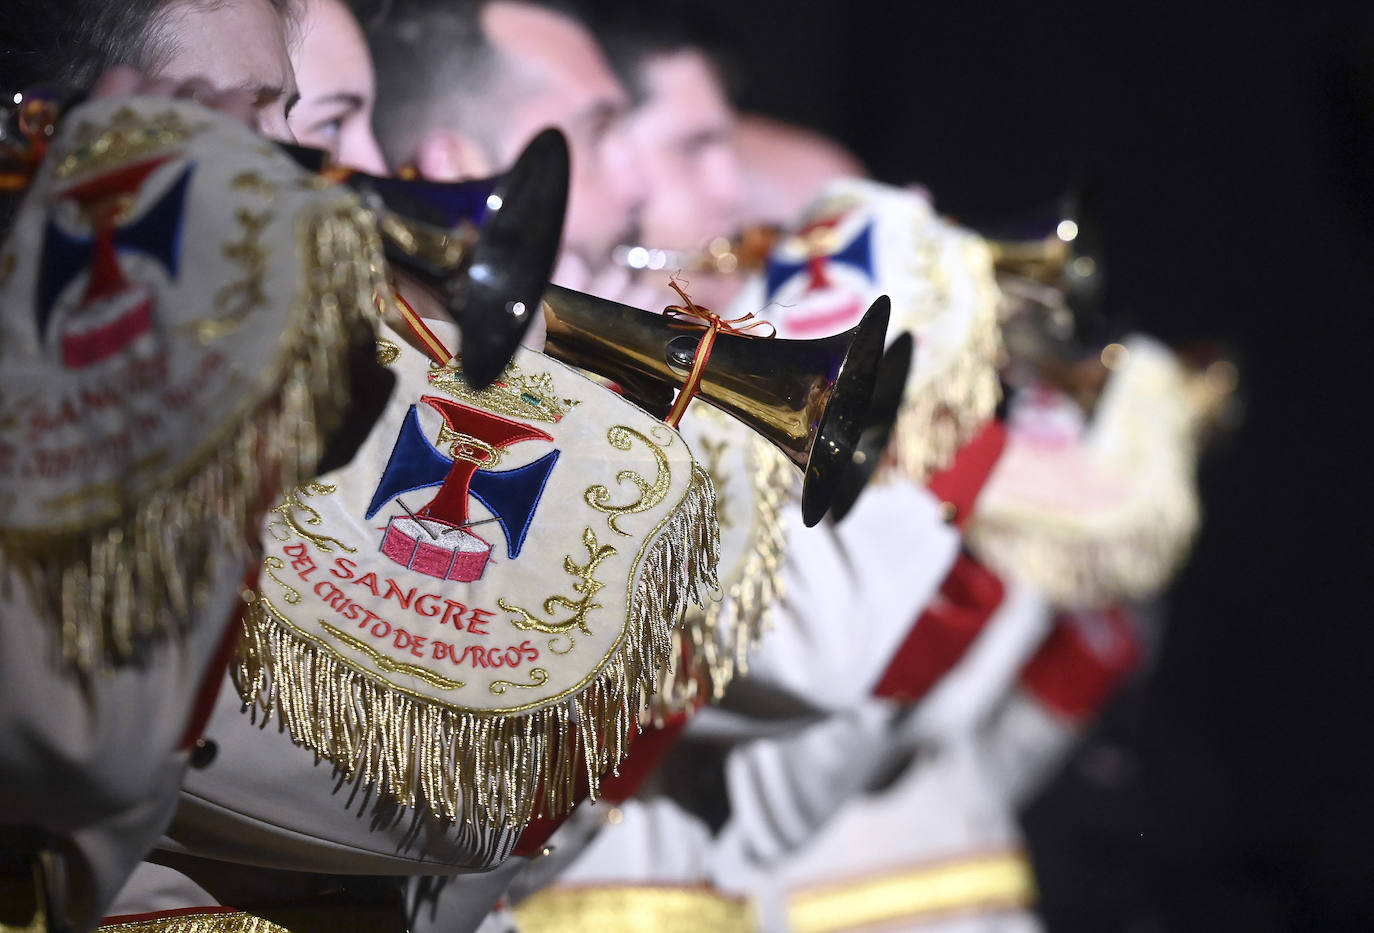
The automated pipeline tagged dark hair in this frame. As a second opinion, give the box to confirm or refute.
[0,0,298,95]
[587,2,739,107]
[366,0,503,167]
[1,0,177,93]
[366,0,607,168]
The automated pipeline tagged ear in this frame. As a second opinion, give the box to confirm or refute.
[414,129,495,181]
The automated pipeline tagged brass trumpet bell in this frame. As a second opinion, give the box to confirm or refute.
[539,286,892,526]
[824,331,914,523]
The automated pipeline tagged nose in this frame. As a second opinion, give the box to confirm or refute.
[602,124,649,215]
[258,103,297,146]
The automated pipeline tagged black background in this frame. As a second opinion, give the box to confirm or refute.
[662,2,1372,929]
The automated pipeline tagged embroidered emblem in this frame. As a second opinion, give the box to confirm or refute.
[237,336,721,829]
[765,217,874,300]
[764,212,875,339]
[37,160,192,367]
[365,397,560,581]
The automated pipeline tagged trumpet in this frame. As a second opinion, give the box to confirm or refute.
[538,286,892,527]
[612,225,781,276]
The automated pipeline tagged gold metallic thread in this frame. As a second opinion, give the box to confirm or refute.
[320,620,466,689]
[584,426,673,535]
[199,207,272,341]
[661,406,791,710]
[428,361,579,424]
[2,193,392,670]
[891,234,1004,483]
[265,483,357,554]
[54,107,202,180]
[97,914,290,933]
[233,463,720,828]
[966,345,1205,608]
[499,527,616,637]
[97,906,405,933]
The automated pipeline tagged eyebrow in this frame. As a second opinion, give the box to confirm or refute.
[578,98,624,135]
[305,92,365,112]
[240,82,301,119]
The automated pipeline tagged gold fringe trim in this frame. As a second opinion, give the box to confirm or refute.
[657,434,790,712]
[967,339,1206,608]
[788,850,1036,933]
[99,913,290,933]
[2,201,391,670]
[891,234,1004,483]
[515,884,756,933]
[233,464,719,828]
[98,905,404,933]
[966,473,1199,609]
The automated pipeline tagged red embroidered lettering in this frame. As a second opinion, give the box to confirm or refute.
[467,607,494,636]
[331,557,357,580]
[414,593,442,617]
[352,572,381,596]
[440,599,467,628]
[382,579,416,609]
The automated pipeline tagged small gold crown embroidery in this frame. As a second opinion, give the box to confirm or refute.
[55,107,201,181]
[428,361,578,424]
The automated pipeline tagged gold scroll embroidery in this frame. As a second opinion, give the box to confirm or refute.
[498,527,616,637]
[585,425,672,535]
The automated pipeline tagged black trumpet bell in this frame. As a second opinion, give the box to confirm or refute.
[287,128,570,389]
[824,331,914,523]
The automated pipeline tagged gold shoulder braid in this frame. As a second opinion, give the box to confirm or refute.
[655,400,792,710]
[966,336,1205,607]
[234,330,720,829]
[753,178,1002,486]
[0,98,390,668]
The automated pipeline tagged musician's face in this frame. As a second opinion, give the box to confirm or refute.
[156,0,299,142]
[627,50,742,254]
[289,0,387,173]
[483,2,647,277]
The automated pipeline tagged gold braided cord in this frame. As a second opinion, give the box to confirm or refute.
[659,414,791,712]
[514,884,756,933]
[788,850,1036,933]
[2,200,391,670]
[233,464,719,828]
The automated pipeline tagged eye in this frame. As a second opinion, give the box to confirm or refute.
[312,116,345,144]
